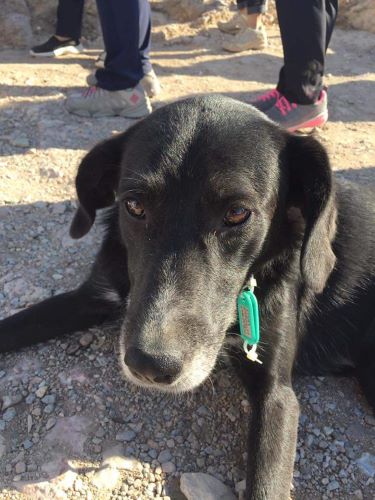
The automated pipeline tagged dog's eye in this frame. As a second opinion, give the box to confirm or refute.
[224,206,251,226]
[124,198,145,219]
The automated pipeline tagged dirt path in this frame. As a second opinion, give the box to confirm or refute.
[1,15,375,500]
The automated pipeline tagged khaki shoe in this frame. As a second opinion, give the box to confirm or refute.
[223,26,267,53]
[218,13,248,34]
[87,69,161,98]
[65,85,152,118]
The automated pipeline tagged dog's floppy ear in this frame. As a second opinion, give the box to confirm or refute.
[286,134,337,293]
[70,132,127,239]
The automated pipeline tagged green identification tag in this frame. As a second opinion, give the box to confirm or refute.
[237,276,262,364]
[238,288,260,345]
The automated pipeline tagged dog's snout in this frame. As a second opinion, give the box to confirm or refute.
[125,347,182,385]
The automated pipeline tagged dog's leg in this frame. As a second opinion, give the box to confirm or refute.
[0,283,120,353]
[356,318,375,414]
[243,378,299,500]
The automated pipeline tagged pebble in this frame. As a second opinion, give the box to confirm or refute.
[44,404,55,414]
[115,430,136,442]
[2,407,16,422]
[41,395,56,405]
[327,480,339,491]
[15,461,26,474]
[180,473,236,500]
[158,449,172,463]
[35,386,48,399]
[161,462,176,473]
[356,453,375,477]
[1,394,23,411]
[91,467,120,489]
[79,332,94,347]
[45,417,56,431]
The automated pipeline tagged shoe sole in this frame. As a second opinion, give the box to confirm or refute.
[30,44,83,57]
[66,102,152,119]
[287,110,328,132]
[223,42,267,53]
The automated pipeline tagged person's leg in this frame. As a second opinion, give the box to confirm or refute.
[139,0,152,75]
[95,0,144,91]
[245,0,267,29]
[222,0,268,52]
[276,0,337,105]
[219,0,266,33]
[65,0,151,117]
[30,0,84,57]
[325,0,339,50]
[56,0,85,41]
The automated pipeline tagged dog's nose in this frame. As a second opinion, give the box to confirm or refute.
[124,347,182,385]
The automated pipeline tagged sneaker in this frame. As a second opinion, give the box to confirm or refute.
[218,13,248,35]
[251,89,281,112]
[86,68,161,98]
[223,26,267,52]
[65,85,152,118]
[95,51,106,69]
[264,90,328,132]
[30,36,83,57]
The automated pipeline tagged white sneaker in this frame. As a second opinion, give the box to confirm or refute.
[65,85,152,118]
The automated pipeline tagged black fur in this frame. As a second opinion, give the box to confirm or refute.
[1,96,375,499]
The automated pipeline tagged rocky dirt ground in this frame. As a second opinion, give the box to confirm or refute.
[1,5,375,500]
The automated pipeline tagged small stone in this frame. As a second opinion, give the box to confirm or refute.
[15,461,26,474]
[0,371,6,379]
[67,344,80,355]
[356,453,375,477]
[327,480,339,491]
[353,489,363,499]
[41,395,56,405]
[91,467,120,489]
[79,332,94,347]
[180,473,236,500]
[52,273,63,281]
[115,430,136,442]
[46,417,56,430]
[2,407,16,422]
[161,462,176,473]
[1,394,23,411]
[23,439,33,450]
[25,394,35,405]
[158,450,172,463]
[44,404,54,414]
[35,386,48,399]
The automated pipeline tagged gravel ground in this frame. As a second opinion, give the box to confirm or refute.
[1,6,375,499]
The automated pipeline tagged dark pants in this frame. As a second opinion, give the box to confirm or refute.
[56,0,84,41]
[55,0,152,91]
[276,0,338,104]
[237,0,267,15]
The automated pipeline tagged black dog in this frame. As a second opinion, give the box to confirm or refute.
[1,96,375,499]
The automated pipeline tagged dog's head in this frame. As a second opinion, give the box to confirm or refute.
[70,96,336,393]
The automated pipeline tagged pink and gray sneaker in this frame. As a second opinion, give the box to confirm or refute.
[263,90,328,132]
[252,88,281,112]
